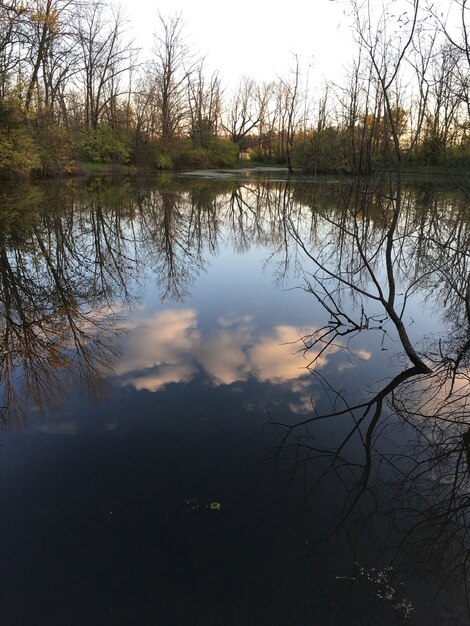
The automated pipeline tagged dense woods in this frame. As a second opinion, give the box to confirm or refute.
[2,0,470,177]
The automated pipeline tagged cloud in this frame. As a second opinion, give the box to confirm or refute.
[196,326,251,385]
[116,308,343,393]
[217,314,255,328]
[288,395,314,415]
[249,325,315,383]
[337,348,372,371]
[124,363,196,392]
[117,309,200,389]
[117,308,200,373]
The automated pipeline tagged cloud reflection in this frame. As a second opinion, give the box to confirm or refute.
[117,308,352,393]
[249,325,320,382]
[117,309,200,390]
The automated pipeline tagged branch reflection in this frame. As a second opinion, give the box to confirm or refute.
[272,176,470,620]
[0,182,131,423]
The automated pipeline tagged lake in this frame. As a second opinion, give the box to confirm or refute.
[1,171,469,625]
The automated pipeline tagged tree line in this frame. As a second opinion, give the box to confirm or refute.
[2,0,470,177]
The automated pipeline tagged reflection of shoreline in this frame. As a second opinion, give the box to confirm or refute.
[1,175,463,428]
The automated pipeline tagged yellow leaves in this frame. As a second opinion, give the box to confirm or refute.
[0,129,41,175]
[28,3,60,34]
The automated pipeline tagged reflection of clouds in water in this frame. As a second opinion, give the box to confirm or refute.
[249,325,319,383]
[117,309,200,389]
[117,308,364,396]
[29,419,118,435]
[197,325,251,385]
[354,349,372,361]
[398,371,470,486]
[288,397,314,415]
[337,349,372,372]
[288,380,315,415]
[118,309,329,392]
[404,370,470,420]
[218,314,255,328]
[30,420,80,435]
[126,363,196,392]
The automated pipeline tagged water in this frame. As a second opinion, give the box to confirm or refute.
[0,173,469,625]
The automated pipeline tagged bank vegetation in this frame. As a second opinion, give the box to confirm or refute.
[1,0,470,178]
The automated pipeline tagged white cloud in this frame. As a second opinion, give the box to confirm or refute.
[117,308,344,394]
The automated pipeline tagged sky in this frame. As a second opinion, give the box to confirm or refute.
[122,0,354,89]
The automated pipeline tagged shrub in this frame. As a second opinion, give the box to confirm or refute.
[168,140,210,169]
[77,126,129,164]
[0,129,41,177]
[249,147,266,163]
[155,152,173,170]
[443,144,470,169]
[206,138,239,167]
[0,98,41,177]
[130,137,238,170]
[34,118,75,175]
[292,127,351,174]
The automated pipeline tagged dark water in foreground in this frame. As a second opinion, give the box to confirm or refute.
[1,173,469,625]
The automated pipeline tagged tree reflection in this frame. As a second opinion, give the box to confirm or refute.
[136,184,227,301]
[270,176,470,620]
[0,177,253,422]
[0,182,131,424]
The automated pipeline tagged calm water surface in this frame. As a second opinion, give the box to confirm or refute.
[0,173,468,625]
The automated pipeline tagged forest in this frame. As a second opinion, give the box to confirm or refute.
[1,0,470,177]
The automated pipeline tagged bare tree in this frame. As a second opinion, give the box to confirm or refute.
[0,183,134,424]
[222,76,261,151]
[267,1,470,618]
[74,1,134,130]
[0,0,28,97]
[280,55,302,173]
[149,13,196,142]
[187,62,221,145]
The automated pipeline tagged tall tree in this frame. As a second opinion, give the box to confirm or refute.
[187,63,221,145]
[150,13,196,142]
[0,1,27,97]
[222,76,261,151]
[281,55,302,173]
[74,1,134,130]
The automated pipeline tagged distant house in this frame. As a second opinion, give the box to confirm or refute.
[239,151,251,161]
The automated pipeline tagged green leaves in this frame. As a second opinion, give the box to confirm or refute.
[0,128,40,176]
